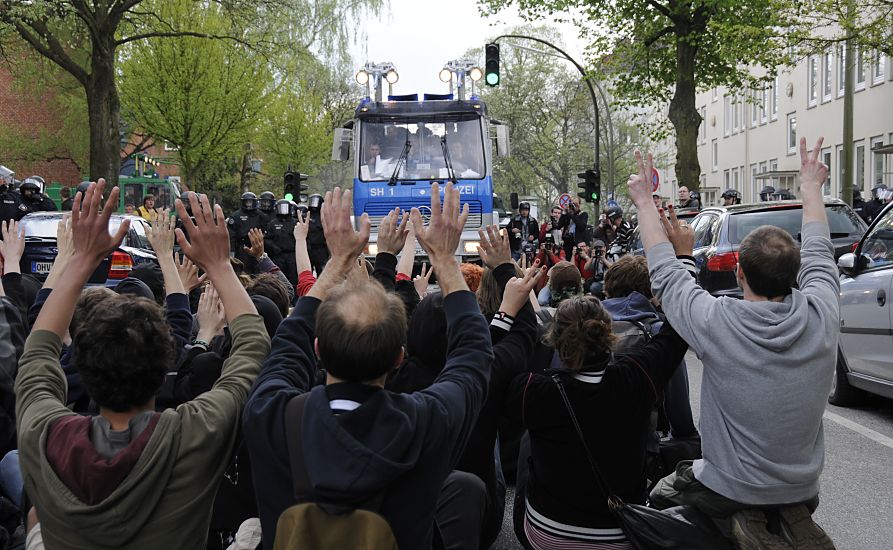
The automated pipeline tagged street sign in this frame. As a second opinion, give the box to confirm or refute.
[558,193,571,209]
[652,167,660,193]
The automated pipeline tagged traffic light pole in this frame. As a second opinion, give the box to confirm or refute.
[493,34,601,216]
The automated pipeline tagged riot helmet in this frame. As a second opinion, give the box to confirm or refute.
[259,191,276,212]
[853,188,863,201]
[19,179,41,202]
[275,199,291,216]
[295,204,309,219]
[308,194,324,211]
[605,205,623,222]
[871,183,887,200]
[241,192,258,211]
[759,185,776,201]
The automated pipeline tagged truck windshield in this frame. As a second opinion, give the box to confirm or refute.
[359,117,485,182]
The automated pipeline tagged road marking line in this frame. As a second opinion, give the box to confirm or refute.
[823,411,893,450]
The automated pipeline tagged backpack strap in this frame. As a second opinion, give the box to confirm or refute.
[285,392,312,500]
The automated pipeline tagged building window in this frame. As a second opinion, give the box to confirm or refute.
[760,86,769,123]
[787,114,797,154]
[724,169,731,188]
[808,56,818,106]
[771,77,778,120]
[837,44,846,97]
[836,146,844,197]
[723,96,731,136]
[751,90,759,127]
[712,87,719,102]
[822,51,833,101]
[750,164,758,200]
[873,51,886,84]
[856,47,867,89]
[699,106,707,144]
[712,139,719,171]
[872,136,885,185]
[732,95,740,132]
[700,174,707,189]
[855,141,866,192]
[732,167,740,189]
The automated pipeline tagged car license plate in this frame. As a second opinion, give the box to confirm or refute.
[31,261,53,274]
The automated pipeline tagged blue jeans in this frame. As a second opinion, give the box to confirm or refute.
[0,450,22,509]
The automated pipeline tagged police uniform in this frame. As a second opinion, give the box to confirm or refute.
[307,212,329,276]
[265,215,298,285]
[227,209,266,267]
[0,190,28,223]
[22,194,58,214]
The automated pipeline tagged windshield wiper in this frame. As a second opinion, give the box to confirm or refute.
[388,132,412,186]
[440,135,457,184]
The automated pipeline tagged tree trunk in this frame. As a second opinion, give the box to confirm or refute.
[86,40,122,188]
[668,35,702,192]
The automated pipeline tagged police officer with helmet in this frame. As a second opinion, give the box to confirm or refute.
[864,183,888,223]
[721,189,741,206]
[306,194,329,275]
[258,191,276,223]
[264,199,298,284]
[227,192,266,267]
[0,178,27,223]
[174,191,194,243]
[20,176,57,213]
[852,188,868,223]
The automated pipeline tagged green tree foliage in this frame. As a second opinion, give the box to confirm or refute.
[118,0,271,191]
[480,0,794,191]
[793,0,892,56]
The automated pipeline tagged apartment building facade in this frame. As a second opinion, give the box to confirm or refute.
[655,47,893,207]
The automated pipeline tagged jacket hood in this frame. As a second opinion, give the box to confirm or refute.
[301,386,428,506]
[715,291,811,353]
[602,291,660,323]
[36,411,181,547]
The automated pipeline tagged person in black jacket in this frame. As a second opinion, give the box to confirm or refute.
[264,200,298,285]
[508,202,538,260]
[387,224,543,548]
[558,198,589,260]
[306,194,329,275]
[243,184,496,550]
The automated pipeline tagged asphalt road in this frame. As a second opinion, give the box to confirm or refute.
[492,351,893,549]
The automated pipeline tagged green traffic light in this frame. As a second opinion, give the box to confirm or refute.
[284,193,294,201]
[590,192,598,201]
[486,72,499,85]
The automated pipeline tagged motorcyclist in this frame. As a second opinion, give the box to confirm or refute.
[721,189,741,206]
[226,192,266,267]
[508,201,539,261]
[264,199,299,284]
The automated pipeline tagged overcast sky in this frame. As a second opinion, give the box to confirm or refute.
[350,0,586,95]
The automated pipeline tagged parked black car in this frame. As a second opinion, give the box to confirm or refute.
[19,212,157,287]
[630,208,701,255]
[684,199,866,298]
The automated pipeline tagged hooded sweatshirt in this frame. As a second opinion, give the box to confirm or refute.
[646,221,839,505]
[243,291,493,550]
[14,313,270,550]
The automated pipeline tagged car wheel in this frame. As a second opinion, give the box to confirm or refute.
[828,348,864,406]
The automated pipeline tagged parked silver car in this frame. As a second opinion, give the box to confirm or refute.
[833,200,893,405]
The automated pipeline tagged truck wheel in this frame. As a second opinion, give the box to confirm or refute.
[828,349,864,407]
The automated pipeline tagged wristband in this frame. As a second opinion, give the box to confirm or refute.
[192,339,210,349]
[491,311,516,331]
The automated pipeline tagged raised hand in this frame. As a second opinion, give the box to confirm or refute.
[0,219,25,273]
[414,261,432,297]
[628,150,655,208]
[176,254,206,292]
[500,260,544,317]
[377,207,409,255]
[174,192,230,276]
[196,284,226,343]
[410,182,469,262]
[293,210,309,242]
[243,227,265,259]
[477,224,512,269]
[71,179,129,265]
[799,136,828,193]
[320,187,370,264]
[659,205,695,257]
[147,208,176,256]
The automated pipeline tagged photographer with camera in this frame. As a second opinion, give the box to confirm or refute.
[508,201,539,262]
[557,198,588,260]
[582,239,612,297]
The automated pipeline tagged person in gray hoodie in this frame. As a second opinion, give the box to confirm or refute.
[628,138,837,549]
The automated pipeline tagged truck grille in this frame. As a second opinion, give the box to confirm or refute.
[365,201,484,231]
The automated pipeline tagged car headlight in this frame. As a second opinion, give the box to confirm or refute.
[463,241,480,254]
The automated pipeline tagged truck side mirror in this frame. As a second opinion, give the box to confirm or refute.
[493,124,510,157]
[332,128,353,162]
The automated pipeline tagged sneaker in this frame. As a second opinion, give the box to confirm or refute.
[778,505,836,549]
[728,509,792,550]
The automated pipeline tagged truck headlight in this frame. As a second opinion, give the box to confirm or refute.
[366,244,378,255]
[463,241,480,254]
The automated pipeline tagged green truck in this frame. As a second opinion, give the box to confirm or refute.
[46,177,182,213]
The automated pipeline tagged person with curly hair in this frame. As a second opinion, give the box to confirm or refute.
[15,184,270,550]
[504,292,689,549]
